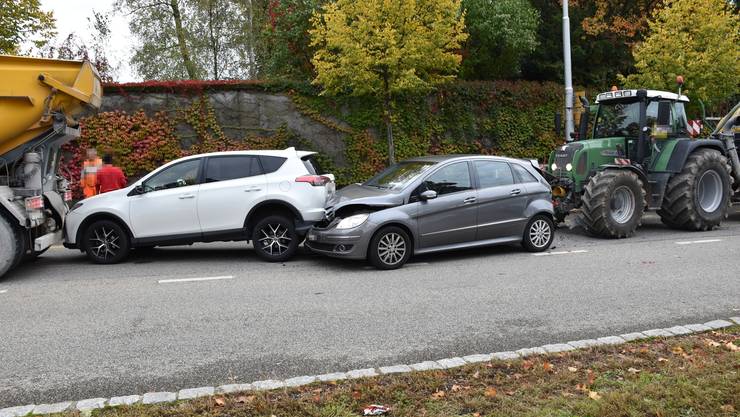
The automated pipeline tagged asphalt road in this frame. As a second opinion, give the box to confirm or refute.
[1,210,740,407]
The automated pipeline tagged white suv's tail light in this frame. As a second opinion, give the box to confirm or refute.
[295,175,332,186]
[64,190,73,202]
[25,196,44,210]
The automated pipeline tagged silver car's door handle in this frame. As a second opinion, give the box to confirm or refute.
[510,189,522,196]
[178,194,195,199]
[463,196,477,204]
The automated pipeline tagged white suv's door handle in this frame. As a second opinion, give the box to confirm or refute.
[178,194,195,199]
[244,187,262,192]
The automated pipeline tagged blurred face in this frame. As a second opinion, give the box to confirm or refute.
[86,149,97,159]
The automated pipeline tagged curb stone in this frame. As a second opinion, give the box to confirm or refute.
[0,405,34,417]
[108,395,140,407]
[703,319,733,329]
[142,392,176,405]
[379,365,413,374]
[76,398,107,411]
[409,361,443,371]
[4,317,737,415]
[32,402,73,415]
[437,357,467,369]
[178,387,214,400]
[217,384,252,394]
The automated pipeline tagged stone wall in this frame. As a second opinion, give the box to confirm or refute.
[102,88,349,166]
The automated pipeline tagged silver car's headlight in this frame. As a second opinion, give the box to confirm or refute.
[336,213,369,229]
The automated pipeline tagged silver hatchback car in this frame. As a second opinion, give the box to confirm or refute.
[306,155,555,269]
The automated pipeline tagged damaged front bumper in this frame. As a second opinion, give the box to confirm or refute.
[305,220,376,260]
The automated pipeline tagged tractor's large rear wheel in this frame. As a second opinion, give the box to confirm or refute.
[658,149,732,230]
[581,170,646,238]
[0,212,24,279]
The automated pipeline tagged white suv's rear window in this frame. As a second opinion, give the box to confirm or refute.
[259,156,287,174]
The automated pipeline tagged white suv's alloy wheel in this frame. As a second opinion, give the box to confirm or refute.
[258,223,292,256]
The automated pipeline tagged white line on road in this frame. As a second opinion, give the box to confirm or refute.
[675,239,723,245]
[533,250,589,257]
[158,275,234,284]
[0,289,7,294]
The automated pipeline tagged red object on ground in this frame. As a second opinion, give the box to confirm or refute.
[363,405,390,415]
[97,165,127,194]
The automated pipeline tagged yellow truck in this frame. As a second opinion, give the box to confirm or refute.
[0,55,102,278]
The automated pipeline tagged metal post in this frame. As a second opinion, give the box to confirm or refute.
[562,0,574,142]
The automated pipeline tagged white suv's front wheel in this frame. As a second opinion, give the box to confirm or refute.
[83,220,131,264]
[252,215,299,262]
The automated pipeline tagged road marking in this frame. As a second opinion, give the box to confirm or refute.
[675,239,723,245]
[158,275,234,284]
[406,262,430,267]
[0,289,7,294]
[533,250,588,257]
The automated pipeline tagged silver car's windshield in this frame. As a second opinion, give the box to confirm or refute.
[364,161,437,191]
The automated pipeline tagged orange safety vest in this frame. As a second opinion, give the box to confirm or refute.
[81,158,102,198]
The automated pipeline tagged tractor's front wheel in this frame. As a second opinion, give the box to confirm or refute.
[658,149,732,231]
[581,170,646,238]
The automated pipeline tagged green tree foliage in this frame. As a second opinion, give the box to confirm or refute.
[117,0,256,80]
[310,0,467,163]
[620,0,740,109]
[0,0,55,54]
[460,0,539,80]
[257,0,324,80]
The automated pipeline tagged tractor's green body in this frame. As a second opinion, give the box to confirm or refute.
[545,89,739,237]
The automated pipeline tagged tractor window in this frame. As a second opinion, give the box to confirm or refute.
[594,101,680,138]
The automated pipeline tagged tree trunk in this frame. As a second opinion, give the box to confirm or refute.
[244,0,256,78]
[382,73,395,165]
[207,0,218,79]
[169,0,198,79]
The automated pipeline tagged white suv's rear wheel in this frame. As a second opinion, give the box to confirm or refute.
[252,215,299,262]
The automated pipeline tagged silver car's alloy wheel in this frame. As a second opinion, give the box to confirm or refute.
[610,185,636,224]
[529,219,551,248]
[377,232,406,266]
[258,223,292,256]
[89,226,121,261]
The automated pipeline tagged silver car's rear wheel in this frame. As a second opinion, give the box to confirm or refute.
[522,215,554,252]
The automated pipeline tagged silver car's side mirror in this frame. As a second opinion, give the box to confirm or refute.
[420,190,438,201]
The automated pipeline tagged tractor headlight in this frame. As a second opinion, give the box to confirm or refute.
[565,163,573,171]
[551,163,558,171]
[336,213,369,229]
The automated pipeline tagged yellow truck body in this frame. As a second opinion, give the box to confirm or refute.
[0,55,102,156]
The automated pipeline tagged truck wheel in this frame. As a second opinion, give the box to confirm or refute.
[658,149,733,231]
[581,170,646,238]
[0,213,24,278]
[252,215,299,262]
[82,220,131,264]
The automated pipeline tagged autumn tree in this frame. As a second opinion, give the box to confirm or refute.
[0,0,55,54]
[460,0,540,79]
[117,0,256,80]
[310,0,467,164]
[620,0,740,110]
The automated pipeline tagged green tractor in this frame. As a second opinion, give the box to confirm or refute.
[546,88,740,238]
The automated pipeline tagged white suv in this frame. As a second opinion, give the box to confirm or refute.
[64,148,335,263]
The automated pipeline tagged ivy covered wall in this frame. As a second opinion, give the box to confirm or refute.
[63,80,565,197]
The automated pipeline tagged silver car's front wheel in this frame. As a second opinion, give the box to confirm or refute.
[369,226,411,270]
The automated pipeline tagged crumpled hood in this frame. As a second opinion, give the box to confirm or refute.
[328,184,405,210]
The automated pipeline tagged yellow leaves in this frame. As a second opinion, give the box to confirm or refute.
[725,341,740,352]
[213,397,226,406]
[703,338,721,348]
[484,387,497,398]
[588,391,602,400]
[431,390,446,399]
[309,0,468,97]
[543,362,554,373]
[567,366,578,373]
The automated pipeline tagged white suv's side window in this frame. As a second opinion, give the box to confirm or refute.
[144,159,201,192]
[205,156,261,183]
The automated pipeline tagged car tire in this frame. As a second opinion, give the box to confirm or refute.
[368,226,411,270]
[252,215,299,262]
[522,214,555,252]
[82,220,131,264]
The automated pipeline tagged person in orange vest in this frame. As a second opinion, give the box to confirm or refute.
[80,148,102,198]
[96,154,127,194]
